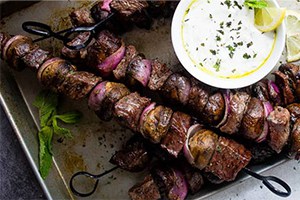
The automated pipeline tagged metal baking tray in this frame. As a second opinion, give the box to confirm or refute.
[0,1,299,199]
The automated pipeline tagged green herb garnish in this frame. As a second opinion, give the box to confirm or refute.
[33,90,82,179]
[244,0,268,9]
[213,59,222,72]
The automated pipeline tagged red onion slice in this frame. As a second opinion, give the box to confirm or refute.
[128,59,152,87]
[101,0,112,12]
[88,81,108,111]
[256,101,274,143]
[139,102,156,134]
[169,169,188,200]
[268,80,282,105]
[183,124,203,165]
[96,42,125,77]
[215,90,231,128]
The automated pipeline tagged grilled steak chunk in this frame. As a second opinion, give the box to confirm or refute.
[205,137,252,181]
[148,59,172,91]
[221,92,251,134]
[61,32,92,64]
[187,79,209,116]
[22,47,51,70]
[247,143,276,164]
[111,0,149,17]
[274,70,295,105]
[252,80,270,102]
[114,92,151,131]
[179,163,204,194]
[58,71,101,100]
[161,112,191,157]
[110,135,152,172]
[113,45,138,80]
[69,8,95,26]
[267,106,290,153]
[161,73,191,105]
[291,119,300,160]
[202,92,225,126]
[129,174,161,200]
[140,105,173,143]
[287,103,300,123]
[241,97,264,140]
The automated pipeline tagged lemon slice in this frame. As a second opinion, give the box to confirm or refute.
[286,10,300,62]
[254,7,286,32]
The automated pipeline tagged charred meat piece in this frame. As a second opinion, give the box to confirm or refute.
[161,73,191,105]
[187,79,209,116]
[140,105,173,143]
[202,92,225,126]
[89,81,130,121]
[2,35,35,70]
[221,92,251,134]
[161,112,191,157]
[58,71,101,100]
[61,32,92,64]
[279,63,300,80]
[204,137,252,181]
[267,106,290,153]
[204,172,224,184]
[111,0,149,17]
[291,119,300,160]
[113,45,138,80]
[87,30,122,71]
[126,55,152,87]
[21,47,51,70]
[128,174,161,200]
[38,58,77,90]
[114,92,151,131]
[110,135,152,172]
[179,162,204,194]
[246,142,276,164]
[0,32,11,59]
[287,103,300,123]
[148,59,172,91]
[69,8,95,26]
[252,80,270,102]
[241,97,264,140]
[274,70,295,105]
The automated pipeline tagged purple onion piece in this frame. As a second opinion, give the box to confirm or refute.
[37,57,62,82]
[88,81,108,111]
[139,102,156,133]
[269,80,280,93]
[267,80,282,105]
[183,124,203,165]
[169,169,188,200]
[128,59,152,87]
[215,90,231,128]
[256,101,274,143]
[96,42,125,77]
[101,0,112,12]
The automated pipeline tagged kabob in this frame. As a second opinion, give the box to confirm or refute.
[0,31,296,199]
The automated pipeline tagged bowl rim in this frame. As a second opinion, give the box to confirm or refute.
[171,0,286,89]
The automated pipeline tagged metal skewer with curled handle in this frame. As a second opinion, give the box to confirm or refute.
[21,15,291,199]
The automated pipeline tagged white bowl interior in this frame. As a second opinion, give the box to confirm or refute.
[171,0,286,89]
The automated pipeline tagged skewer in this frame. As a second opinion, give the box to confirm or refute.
[69,166,291,198]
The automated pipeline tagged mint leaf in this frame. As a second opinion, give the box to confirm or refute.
[38,126,53,179]
[52,117,72,138]
[54,111,82,124]
[244,0,268,8]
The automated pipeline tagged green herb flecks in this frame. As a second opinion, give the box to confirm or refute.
[244,0,268,9]
[213,59,222,72]
[33,90,82,179]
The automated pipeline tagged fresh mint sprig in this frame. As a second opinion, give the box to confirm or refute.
[33,90,82,179]
[244,0,268,9]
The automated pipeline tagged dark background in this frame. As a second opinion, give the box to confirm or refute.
[0,105,46,200]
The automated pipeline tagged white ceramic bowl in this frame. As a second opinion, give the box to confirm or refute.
[171,0,286,89]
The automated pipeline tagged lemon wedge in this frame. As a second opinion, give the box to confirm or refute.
[286,10,300,62]
[254,7,286,32]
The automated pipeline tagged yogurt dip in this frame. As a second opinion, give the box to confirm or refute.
[181,0,276,78]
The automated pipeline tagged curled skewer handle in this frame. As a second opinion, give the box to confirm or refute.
[242,168,291,197]
[69,166,119,197]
